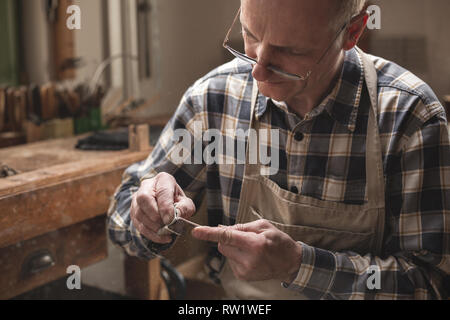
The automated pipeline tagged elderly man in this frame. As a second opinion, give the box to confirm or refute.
[108,0,449,299]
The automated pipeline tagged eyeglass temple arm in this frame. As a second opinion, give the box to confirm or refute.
[223,7,242,47]
[314,9,372,67]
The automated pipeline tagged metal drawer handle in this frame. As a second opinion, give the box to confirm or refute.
[21,250,56,279]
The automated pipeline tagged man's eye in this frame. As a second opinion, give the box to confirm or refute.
[242,30,257,42]
[288,49,306,56]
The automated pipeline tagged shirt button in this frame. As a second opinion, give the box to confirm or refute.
[294,132,304,142]
[290,186,299,194]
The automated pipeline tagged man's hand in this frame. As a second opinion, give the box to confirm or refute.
[192,220,302,283]
[131,172,196,244]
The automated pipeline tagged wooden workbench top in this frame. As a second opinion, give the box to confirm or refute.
[0,133,153,248]
[0,135,149,197]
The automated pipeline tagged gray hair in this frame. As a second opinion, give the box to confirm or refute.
[332,0,367,30]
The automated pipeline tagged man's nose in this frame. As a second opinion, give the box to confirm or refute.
[252,60,273,82]
[251,46,274,82]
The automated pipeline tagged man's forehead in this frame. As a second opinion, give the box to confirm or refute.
[241,0,334,47]
[241,0,335,25]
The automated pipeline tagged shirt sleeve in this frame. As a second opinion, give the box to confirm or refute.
[107,86,207,260]
[284,111,450,300]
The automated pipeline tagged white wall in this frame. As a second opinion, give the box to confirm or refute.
[73,0,106,82]
[144,0,450,116]
[138,0,240,117]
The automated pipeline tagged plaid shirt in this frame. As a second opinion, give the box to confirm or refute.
[108,48,450,300]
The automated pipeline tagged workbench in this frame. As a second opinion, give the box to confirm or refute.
[0,121,169,300]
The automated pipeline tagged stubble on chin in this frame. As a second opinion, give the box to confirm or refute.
[257,81,307,103]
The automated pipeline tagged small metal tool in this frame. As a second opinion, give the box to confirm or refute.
[158,205,200,237]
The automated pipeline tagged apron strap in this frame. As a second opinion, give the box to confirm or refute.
[245,51,385,211]
[242,79,262,177]
[359,49,386,210]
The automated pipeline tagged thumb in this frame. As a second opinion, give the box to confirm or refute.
[174,196,196,219]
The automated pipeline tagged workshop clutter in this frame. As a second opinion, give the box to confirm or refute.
[0,82,105,147]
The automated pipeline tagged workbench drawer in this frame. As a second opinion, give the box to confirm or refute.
[0,215,107,300]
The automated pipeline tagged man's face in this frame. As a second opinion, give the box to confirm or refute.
[241,0,344,102]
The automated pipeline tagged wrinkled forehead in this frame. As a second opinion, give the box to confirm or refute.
[240,0,334,46]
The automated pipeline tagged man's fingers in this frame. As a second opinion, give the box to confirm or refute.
[192,226,255,248]
[135,208,163,233]
[228,219,273,233]
[134,220,172,244]
[137,173,195,227]
[154,173,177,225]
[175,196,196,219]
[135,180,160,223]
[218,242,247,262]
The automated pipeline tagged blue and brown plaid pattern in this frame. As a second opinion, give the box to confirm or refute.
[107,48,450,299]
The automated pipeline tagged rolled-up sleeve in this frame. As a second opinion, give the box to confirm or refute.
[107,86,207,259]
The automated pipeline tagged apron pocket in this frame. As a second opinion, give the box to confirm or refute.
[249,207,374,254]
[253,176,377,235]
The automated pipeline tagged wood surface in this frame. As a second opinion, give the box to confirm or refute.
[0,131,26,149]
[0,135,151,248]
[125,256,168,300]
[129,124,150,152]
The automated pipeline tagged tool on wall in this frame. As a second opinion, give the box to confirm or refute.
[0,81,105,145]
[137,0,152,79]
[45,0,78,81]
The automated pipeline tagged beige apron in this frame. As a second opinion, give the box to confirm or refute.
[218,51,386,300]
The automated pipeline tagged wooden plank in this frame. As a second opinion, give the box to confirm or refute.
[0,215,107,300]
[0,150,150,198]
[51,0,76,80]
[0,134,132,174]
[125,256,167,300]
[0,132,26,149]
[0,133,152,247]
[109,115,172,128]
[0,158,147,248]
[129,124,151,152]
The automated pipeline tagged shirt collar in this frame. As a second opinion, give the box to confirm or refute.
[255,48,365,132]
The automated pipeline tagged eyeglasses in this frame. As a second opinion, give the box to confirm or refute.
[223,8,370,82]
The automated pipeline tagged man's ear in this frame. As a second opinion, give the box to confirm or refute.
[342,12,369,51]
